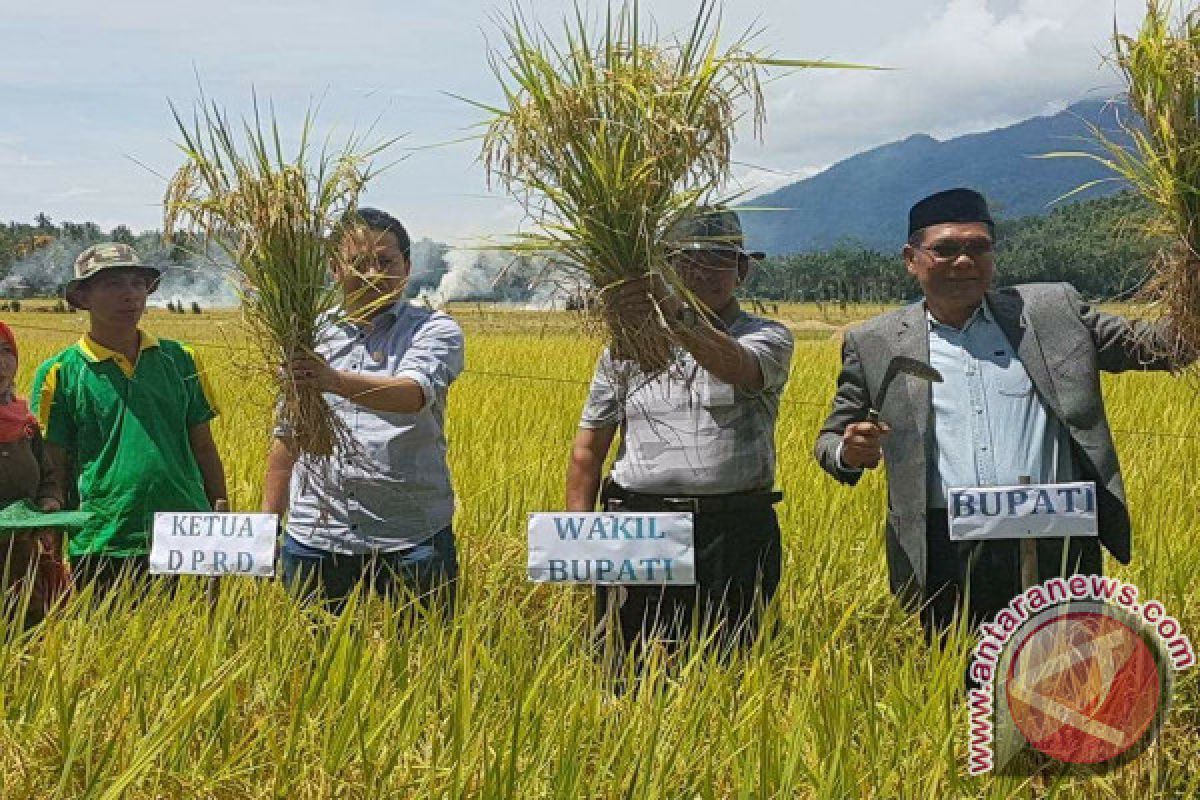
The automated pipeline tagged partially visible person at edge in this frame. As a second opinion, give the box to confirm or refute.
[0,320,69,626]
[30,243,227,596]
[813,187,1197,640]
[566,207,795,666]
[262,208,464,614]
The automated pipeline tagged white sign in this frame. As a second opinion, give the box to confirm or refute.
[948,482,1098,542]
[150,512,278,577]
[527,512,695,585]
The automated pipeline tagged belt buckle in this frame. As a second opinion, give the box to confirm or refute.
[663,496,700,514]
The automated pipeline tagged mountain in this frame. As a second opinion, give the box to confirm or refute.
[740,100,1133,254]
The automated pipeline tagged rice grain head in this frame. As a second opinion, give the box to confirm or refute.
[163,97,393,457]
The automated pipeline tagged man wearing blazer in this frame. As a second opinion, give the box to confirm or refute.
[814,188,1191,635]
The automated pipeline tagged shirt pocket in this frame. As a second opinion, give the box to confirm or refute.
[993,364,1034,397]
[699,372,736,408]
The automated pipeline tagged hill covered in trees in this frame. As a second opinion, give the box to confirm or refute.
[740,99,1133,254]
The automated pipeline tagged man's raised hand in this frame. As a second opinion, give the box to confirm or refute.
[841,421,891,469]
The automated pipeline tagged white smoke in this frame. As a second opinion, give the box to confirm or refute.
[0,234,239,308]
[0,236,78,296]
[149,250,240,309]
[427,249,504,303]
[419,247,579,308]
[1,232,582,311]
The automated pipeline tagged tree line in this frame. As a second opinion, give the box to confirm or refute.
[740,192,1157,302]
[0,219,456,301]
[2,192,1158,302]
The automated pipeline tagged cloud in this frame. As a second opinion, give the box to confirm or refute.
[0,136,54,168]
[731,164,825,200]
[740,0,1146,180]
[0,0,1151,239]
[49,187,100,201]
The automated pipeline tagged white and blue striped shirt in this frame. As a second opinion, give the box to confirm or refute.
[579,306,794,494]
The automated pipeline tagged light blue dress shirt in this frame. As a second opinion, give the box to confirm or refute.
[278,301,465,554]
[925,300,1073,508]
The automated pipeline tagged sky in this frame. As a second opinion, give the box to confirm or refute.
[0,0,1147,246]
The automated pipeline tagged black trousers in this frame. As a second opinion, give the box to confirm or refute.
[920,513,1103,636]
[593,503,782,656]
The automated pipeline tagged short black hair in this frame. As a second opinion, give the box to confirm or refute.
[339,207,411,260]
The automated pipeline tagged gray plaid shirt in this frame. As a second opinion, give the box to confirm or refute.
[580,306,793,494]
[278,301,464,554]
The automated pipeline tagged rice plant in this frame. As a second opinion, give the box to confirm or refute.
[163,96,391,457]
[475,0,861,371]
[0,305,1197,797]
[1053,1,1200,361]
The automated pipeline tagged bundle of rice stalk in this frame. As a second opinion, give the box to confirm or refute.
[164,98,390,457]
[1055,1,1200,361]
[475,0,861,373]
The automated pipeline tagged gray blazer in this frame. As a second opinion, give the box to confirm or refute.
[814,282,1186,601]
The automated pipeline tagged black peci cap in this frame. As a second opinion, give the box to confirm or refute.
[908,188,994,238]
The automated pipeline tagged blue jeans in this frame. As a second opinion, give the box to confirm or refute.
[280,526,458,614]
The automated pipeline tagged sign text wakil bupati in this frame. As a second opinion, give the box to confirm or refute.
[948,481,1098,542]
[527,512,695,585]
[150,512,278,577]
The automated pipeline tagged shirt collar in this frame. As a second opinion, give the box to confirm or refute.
[336,299,407,334]
[711,298,744,332]
[78,330,160,363]
[924,298,993,332]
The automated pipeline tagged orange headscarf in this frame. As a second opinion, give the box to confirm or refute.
[0,321,37,444]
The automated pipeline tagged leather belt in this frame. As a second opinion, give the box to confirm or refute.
[601,480,783,514]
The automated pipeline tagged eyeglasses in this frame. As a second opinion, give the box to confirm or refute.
[670,250,742,273]
[915,239,995,261]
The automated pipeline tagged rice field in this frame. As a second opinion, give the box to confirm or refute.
[0,303,1197,799]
